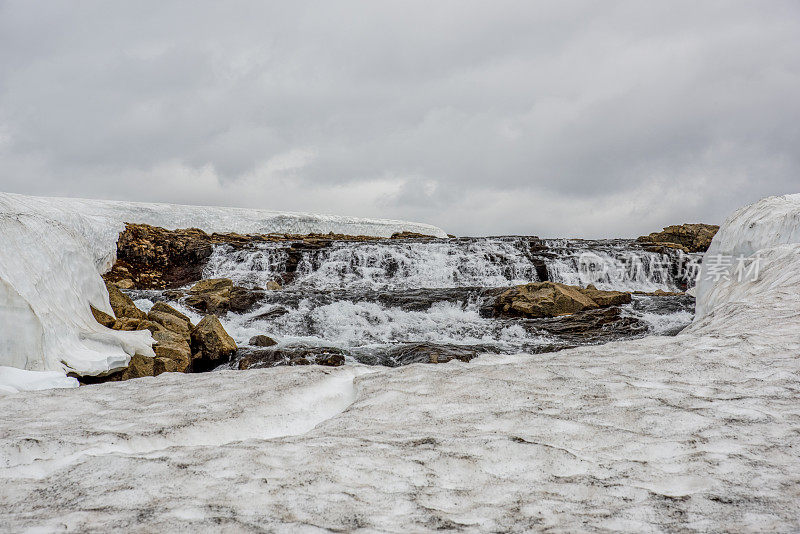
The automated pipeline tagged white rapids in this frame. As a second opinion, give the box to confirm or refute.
[0,194,799,531]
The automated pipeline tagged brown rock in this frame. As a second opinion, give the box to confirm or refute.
[190,315,237,372]
[90,306,116,328]
[120,354,155,380]
[580,285,631,306]
[495,282,599,318]
[153,329,188,345]
[266,281,281,291]
[154,341,191,372]
[150,301,192,324]
[106,282,146,320]
[153,357,179,375]
[112,318,165,335]
[637,223,719,253]
[148,310,191,338]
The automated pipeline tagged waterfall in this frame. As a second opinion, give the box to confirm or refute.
[204,237,701,292]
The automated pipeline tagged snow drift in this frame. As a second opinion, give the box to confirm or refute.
[0,192,447,391]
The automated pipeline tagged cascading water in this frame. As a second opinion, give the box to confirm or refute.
[139,237,700,367]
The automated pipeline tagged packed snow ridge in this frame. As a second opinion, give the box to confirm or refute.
[1,193,800,531]
[0,192,447,391]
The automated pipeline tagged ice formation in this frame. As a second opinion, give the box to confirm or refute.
[0,194,799,531]
[0,192,447,389]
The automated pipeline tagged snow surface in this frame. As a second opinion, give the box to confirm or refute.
[1,194,800,531]
[0,192,447,387]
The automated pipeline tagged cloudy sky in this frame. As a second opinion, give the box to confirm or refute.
[0,1,798,237]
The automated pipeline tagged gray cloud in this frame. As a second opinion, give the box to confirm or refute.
[1,0,798,237]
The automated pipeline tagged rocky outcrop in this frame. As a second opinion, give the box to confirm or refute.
[103,223,392,290]
[637,223,719,253]
[486,282,631,319]
[190,315,237,372]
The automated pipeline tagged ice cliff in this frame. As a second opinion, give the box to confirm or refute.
[0,192,447,391]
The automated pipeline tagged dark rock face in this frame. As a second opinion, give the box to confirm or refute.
[528,307,649,344]
[105,224,215,289]
[637,223,719,253]
[383,343,482,366]
[249,335,278,347]
[237,345,347,370]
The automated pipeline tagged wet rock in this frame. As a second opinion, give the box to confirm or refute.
[637,223,719,253]
[185,278,262,315]
[90,306,116,328]
[229,286,263,313]
[265,280,281,291]
[237,345,348,370]
[385,343,481,366]
[190,315,237,372]
[530,307,649,343]
[249,335,278,347]
[250,306,290,321]
[106,282,147,320]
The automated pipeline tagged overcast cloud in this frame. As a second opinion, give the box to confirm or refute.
[0,1,798,237]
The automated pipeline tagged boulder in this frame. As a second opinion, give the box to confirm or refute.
[105,282,146,320]
[147,310,191,339]
[265,280,282,291]
[190,315,237,372]
[185,278,262,314]
[249,334,278,347]
[492,282,599,318]
[90,306,116,328]
[486,282,637,319]
[637,223,719,253]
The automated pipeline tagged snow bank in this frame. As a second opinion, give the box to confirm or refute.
[0,192,447,388]
[695,193,800,318]
[1,193,800,530]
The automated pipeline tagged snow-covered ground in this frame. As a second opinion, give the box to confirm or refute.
[0,192,447,389]
[1,194,799,531]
